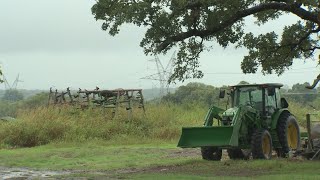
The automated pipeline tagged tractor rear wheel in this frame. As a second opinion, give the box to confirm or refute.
[227,149,250,160]
[251,129,273,159]
[201,147,222,161]
[277,112,300,157]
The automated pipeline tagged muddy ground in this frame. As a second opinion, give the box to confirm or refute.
[1,148,315,179]
[0,167,70,179]
[0,148,199,179]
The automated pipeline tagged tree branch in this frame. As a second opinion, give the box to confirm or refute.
[282,27,320,51]
[158,2,318,51]
[306,74,320,89]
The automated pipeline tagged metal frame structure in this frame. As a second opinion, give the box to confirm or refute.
[48,87,145,119]
[3,74,23,90]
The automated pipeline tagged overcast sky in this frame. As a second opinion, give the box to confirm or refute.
[0,0,319,90]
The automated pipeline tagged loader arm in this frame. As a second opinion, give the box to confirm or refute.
[203,106,225,126]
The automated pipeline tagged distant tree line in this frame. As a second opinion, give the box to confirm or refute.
[0,91,48,118]
[282,82,318,104]
[2,89,24,102]
[162,82,225,107]
[162,82,320,108]
[1,81,320,118]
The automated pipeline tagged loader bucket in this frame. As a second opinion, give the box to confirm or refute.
[177,126,237,148]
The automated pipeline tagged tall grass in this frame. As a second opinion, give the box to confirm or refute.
[288,101,314,127]
[0,99,313,148]
[0,103,207,147]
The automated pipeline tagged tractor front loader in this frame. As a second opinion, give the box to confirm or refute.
[178,83,301,160]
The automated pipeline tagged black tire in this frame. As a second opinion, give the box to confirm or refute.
[201,147,222,161]
[227,149,251,160]
[251,129,273,159]
[277,112,301,157]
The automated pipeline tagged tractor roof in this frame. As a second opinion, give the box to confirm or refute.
[231,83,283,88]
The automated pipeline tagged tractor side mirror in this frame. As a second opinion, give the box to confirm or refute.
[219,89,225,99]
[267,87,275,96]
[280,98,289,108]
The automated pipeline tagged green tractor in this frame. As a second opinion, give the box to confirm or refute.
[178,83,300,160]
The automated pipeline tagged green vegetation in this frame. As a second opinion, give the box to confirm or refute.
[0,102,206,147]
[131,159,320,180]
[0,92,48,118]
[0,89,45,99]
[162,82,222,106]
[0,70,2,83]
[0,82,317,147]
[283,82,318,104]
[2,89,24,102]
[0,141,319,179]
[0,141,193,170]
[92,1,320,82]
[0,82,319,178]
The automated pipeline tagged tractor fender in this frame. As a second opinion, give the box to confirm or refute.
[271,108,290,130]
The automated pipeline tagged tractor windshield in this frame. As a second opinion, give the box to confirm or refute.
[233,86,263,111]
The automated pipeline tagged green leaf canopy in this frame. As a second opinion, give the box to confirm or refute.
[92,0,320,83]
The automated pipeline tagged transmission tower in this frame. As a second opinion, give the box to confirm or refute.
[3,75,11,90]
[3,74,23,90]
[141,52,176,97]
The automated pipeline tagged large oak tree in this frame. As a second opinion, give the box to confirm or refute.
[92,0,320,83]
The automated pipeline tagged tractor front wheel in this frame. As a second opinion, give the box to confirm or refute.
[251,129,273,159]
[201,147,222,161]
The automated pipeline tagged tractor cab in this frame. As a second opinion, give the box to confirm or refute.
[218,84,285,126]
[228,83,285,117]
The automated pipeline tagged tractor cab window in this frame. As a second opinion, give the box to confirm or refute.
[234,87,263,111]
[275,88,281,108]
[265,87,277,115]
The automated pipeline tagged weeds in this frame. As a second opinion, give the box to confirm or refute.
[0,99,311,148]
[0,103,205,147]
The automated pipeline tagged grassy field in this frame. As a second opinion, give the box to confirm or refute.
[0,103,207,148]
[0,141,319,179]
[0,101,317,179]
[0,140,191,170]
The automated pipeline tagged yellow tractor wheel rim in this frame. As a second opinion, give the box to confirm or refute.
[262,134,271,158]
[287,122,298,149]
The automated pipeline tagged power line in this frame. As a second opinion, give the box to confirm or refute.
[291,67,318,70]
[283,93,318,95]
[203,70,318,75]
[201,66,318,75]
